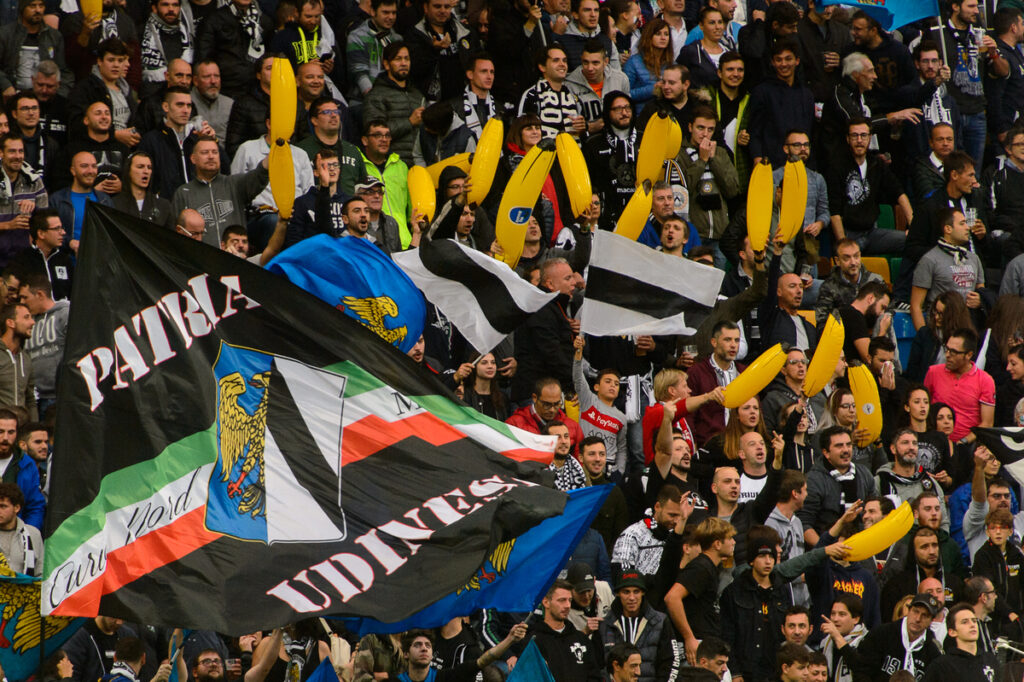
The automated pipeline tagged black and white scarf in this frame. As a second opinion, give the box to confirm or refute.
[140,9,194,82]
[231,1,265,61]
[460,85,497,139]
[829,463,859,508]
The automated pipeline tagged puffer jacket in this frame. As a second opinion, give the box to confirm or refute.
[598,600,678,682]
[363,75,425,166]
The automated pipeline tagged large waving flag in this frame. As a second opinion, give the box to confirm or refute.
[392,239,557,354]
[580,230,723,336]
[341,485,610,635]
[819,0,938,30]
[266,235,426,353]
[972,426,1024,491]
[0,555,84,682]
[43,204,568,634]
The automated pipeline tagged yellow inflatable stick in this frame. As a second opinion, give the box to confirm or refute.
[665,117,682,160]
[843,502,914,562]
[80,0,101,22]
[635,112,672,187]
[427,152,472,187]
[747,160,774,252]
[723,343,787,409]
[556,132,593,218]
[408,165,436,224]
[777,159,808,244]
[848,364,883,447]
[613,181,653,241]
[804,314,845,398]
[270,58,296,146]
[268,144,296,220]
[564,394,581,423]
[467,119,503,205]
[494,144,556,269]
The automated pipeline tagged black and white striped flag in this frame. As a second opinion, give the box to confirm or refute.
[580,231,723,336]
[393,240,557,353]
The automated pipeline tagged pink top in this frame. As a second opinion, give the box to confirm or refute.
[924,363,995,442]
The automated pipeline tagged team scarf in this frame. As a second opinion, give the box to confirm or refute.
[140,9,194,82]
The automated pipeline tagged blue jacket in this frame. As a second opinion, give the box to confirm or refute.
[7,452,45,530]
[624,54,659,106]
[949,481,1019,564]
[50,188,114,243]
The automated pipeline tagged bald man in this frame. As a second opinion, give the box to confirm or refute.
[738,431,770,503]
[48,150,114,253]
[175,209,206,241]
[756,265,819,356]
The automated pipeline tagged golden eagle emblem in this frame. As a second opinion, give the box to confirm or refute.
[0,554,76,654]
[217,370,272,518]
[340,296,407,345]
[457,539,515,593]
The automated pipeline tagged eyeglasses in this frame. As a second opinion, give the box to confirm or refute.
[839,402,856,409]
[944,346,969,356]
[609,105,631,112]
[317,108,341,116]
[536,399,562,410]
[323,162,340,169]
[786,141,810,148]
[786,359,808,366]
[198,659,222,667]
[848,132,871,140]
[176,224,206,237]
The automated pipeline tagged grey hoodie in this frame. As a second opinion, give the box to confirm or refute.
[24,300,70,401]
[566,66,630,125]
[874,462,950,532]
[0,343,35,420]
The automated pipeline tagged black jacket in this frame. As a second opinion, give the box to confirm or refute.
[598,601,677,682]
[921,646,1001,682]
[137,123,200,200]
[67,74,137,139]
[110,191,173,230]
[194,5,273,98]
[527,621,603,682]
[972,539,1024,618]
[225,87,270,159]
[707,465,781,565]
[880,564,963,621]
[512,292,575,403]
[720,568,788,681]
[851,619,942,682]
[7,244,75,301]
[284,185,350,249]
[746,76,815,168]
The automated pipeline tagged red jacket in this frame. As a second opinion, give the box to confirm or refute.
[686,357,746,447]
[641,401,695,466]
[506,404,585,452]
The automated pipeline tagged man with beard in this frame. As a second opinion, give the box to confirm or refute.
[836,281,890,366]
[0,303,35,423]
[0,0,73,98]
[772,130,828,273]
[686,321,744,445]
[921,602,1000,682]
[546,421,587,492]
[517,44,585,140]
[647,417,710,519]
[579,437,629,554]
[897,44,958,174]
[364,43,424,166]
[636,64,696,133]
[392,624,528,682]
[612,484,684,581]
[528,580,603,682]
[346,0,401,104]
[0,409,43,529]
[50,100,128,193]
[880,490,968,588]
[296,97,361,195]
[140,0,194,99]
[875,430,948,518]
[814,239,883,328]
[0,135,46,269]
[191,61,233,141]
[882,527,964,617]
[599,573,678,682]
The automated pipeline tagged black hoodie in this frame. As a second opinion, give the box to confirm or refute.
[581,90,638,230]
[920,645,1000,682]
[526,620,604,682]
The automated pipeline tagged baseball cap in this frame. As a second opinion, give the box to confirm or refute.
[566,562,596,593]
[909,593,942,617]
[615,572,647,592]
[355,177,385,193]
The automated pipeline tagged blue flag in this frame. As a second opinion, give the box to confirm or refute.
[819,0,938,30]
[266,235,426,353]
[0,557,84,682]
[305,657,340,682]
[341,485,612,636]
[507,640,556,682]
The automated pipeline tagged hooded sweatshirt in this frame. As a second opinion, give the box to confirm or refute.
[821,621,868,682]
[874,463,950,531]
[0,342,35,420]
[23,299,69,401]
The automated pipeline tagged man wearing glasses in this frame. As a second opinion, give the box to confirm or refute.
[506,377,584,451]
[192,649,227,682]
[762,348,824,436]
[296,97,362,196]
[924,326,994,445]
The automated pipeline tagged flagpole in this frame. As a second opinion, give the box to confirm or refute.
[937,17,949,67]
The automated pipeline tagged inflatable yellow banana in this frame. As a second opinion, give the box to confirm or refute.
[848,364,883,447]
[665,117,682,160]
[613,180,654,241]
[407,165,436,224]
[843,501,914,562]
[268,145,295,220]
[556,133,593,218]
[80,0,100,20]
[804,314,845,398]
[777,159,808,244]
[270,58,296,146]
[635,112,672,187]
[467,119,503,206]
[747,160,774,252]
[494,144,556,269]
[427,152,472,187]
[723,343,787,409]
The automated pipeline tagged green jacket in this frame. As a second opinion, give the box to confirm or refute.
[296,134,363,196]
[362,152,411,248]
[363,75,425,166]
[706,86,752,187]
[679,144,740,241]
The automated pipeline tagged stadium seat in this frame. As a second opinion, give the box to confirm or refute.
[862,257,891,286]
[888,257,902,281]
[878,204,896,230]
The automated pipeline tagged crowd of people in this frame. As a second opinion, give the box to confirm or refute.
[3,0,1024,678]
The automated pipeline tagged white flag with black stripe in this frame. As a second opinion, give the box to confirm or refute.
[393,240,557,353]
[580,231,723,336]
